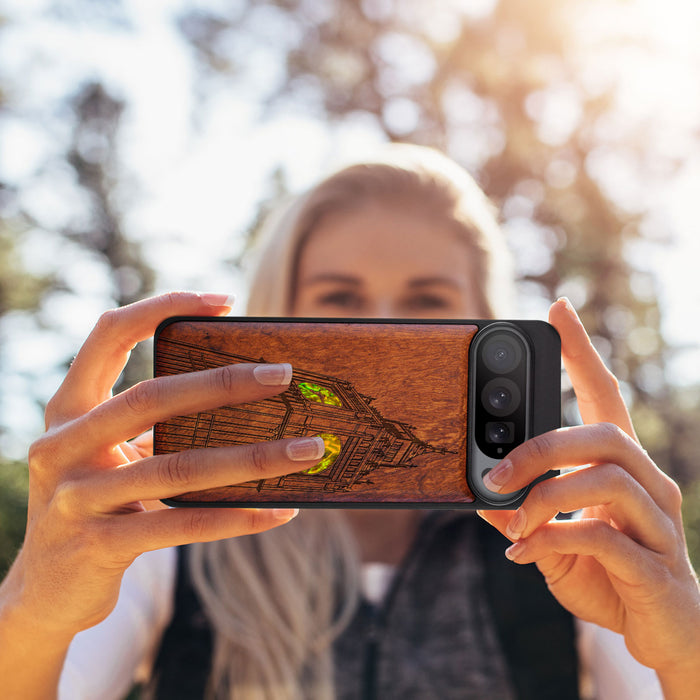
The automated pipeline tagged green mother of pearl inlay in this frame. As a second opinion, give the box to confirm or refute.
[304,433,342,474]
[298,382,342,407]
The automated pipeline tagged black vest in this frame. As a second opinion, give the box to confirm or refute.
[148,514,579,699]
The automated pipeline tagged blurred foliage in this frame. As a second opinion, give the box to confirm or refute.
[63,81,157,391]
[0,223,54,316]
[682,477,700,572]
[0,460,28,577]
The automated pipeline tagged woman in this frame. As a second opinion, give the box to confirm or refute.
[0,146,697,699]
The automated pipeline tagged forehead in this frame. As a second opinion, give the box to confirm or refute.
[298,202,472,277]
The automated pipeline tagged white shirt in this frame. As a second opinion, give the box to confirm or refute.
[59,548,176,700]
[59,548,663,700]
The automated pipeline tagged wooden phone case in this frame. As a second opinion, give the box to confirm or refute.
[153,317,560,508]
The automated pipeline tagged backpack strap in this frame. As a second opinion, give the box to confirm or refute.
[477,516,580,700]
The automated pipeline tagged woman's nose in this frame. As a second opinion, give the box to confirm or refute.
[370,300,398,318]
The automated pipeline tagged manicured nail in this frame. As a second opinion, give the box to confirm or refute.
[505,541,527,561]
[483,460,512,493]
[273,508,299,521]
[199,293,236,308]
[286,436,325,461]
[557,296,578,319]
[506,509,527,540]
[254,363,293,386]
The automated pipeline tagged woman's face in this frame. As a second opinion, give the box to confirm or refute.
[293,202,484,319]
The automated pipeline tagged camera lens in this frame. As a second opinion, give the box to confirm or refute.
[482,334,523,374]
[489,387,511,411]
[486,421,514,444]
[481,378,521,417]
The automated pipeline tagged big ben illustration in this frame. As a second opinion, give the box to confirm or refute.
[155,336,454,494]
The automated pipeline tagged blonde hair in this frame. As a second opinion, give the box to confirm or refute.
[188,145,514,699]
[246,143,514,318]
[189,512,359,700]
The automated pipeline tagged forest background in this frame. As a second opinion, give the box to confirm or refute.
[1,0,700,574]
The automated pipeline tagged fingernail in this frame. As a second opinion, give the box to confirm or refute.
[273,508,299,521]
[286,436,325,461]
[254,363,293,386]
[505,541,527,562]
[199,293,236,308]
[483,460,512,493]
[557,296,578,319]
[506,509,527,540]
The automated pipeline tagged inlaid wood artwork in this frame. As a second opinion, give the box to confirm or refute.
[154,319,478,506]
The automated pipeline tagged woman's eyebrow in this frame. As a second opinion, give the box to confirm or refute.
[407,277,462,289]
[301,273,362,286]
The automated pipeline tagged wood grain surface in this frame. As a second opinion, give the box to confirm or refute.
[154,319,478,505]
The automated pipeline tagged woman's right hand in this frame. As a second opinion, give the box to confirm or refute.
[1,292,324,642]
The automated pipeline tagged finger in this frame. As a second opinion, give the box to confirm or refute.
[108,506,300,558]
[483,423,681,515]
[119,441,142,462]
[128,430,153,459]
[504,464,676,554]
[120,431,152,462]
[66,362,293,455]
[47,292,235,424]
[84,436,326,507]
[548,298,636,439]
[503,517,663,588]
[476,509,516,540]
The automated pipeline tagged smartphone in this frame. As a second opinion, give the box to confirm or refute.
[153,317,560,509]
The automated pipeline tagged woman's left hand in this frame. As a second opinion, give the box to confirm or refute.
[478,298,700,696]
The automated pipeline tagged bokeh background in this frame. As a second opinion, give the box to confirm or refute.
[1,0,700,574]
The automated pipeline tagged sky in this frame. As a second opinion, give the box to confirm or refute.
[1,0,700,456]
